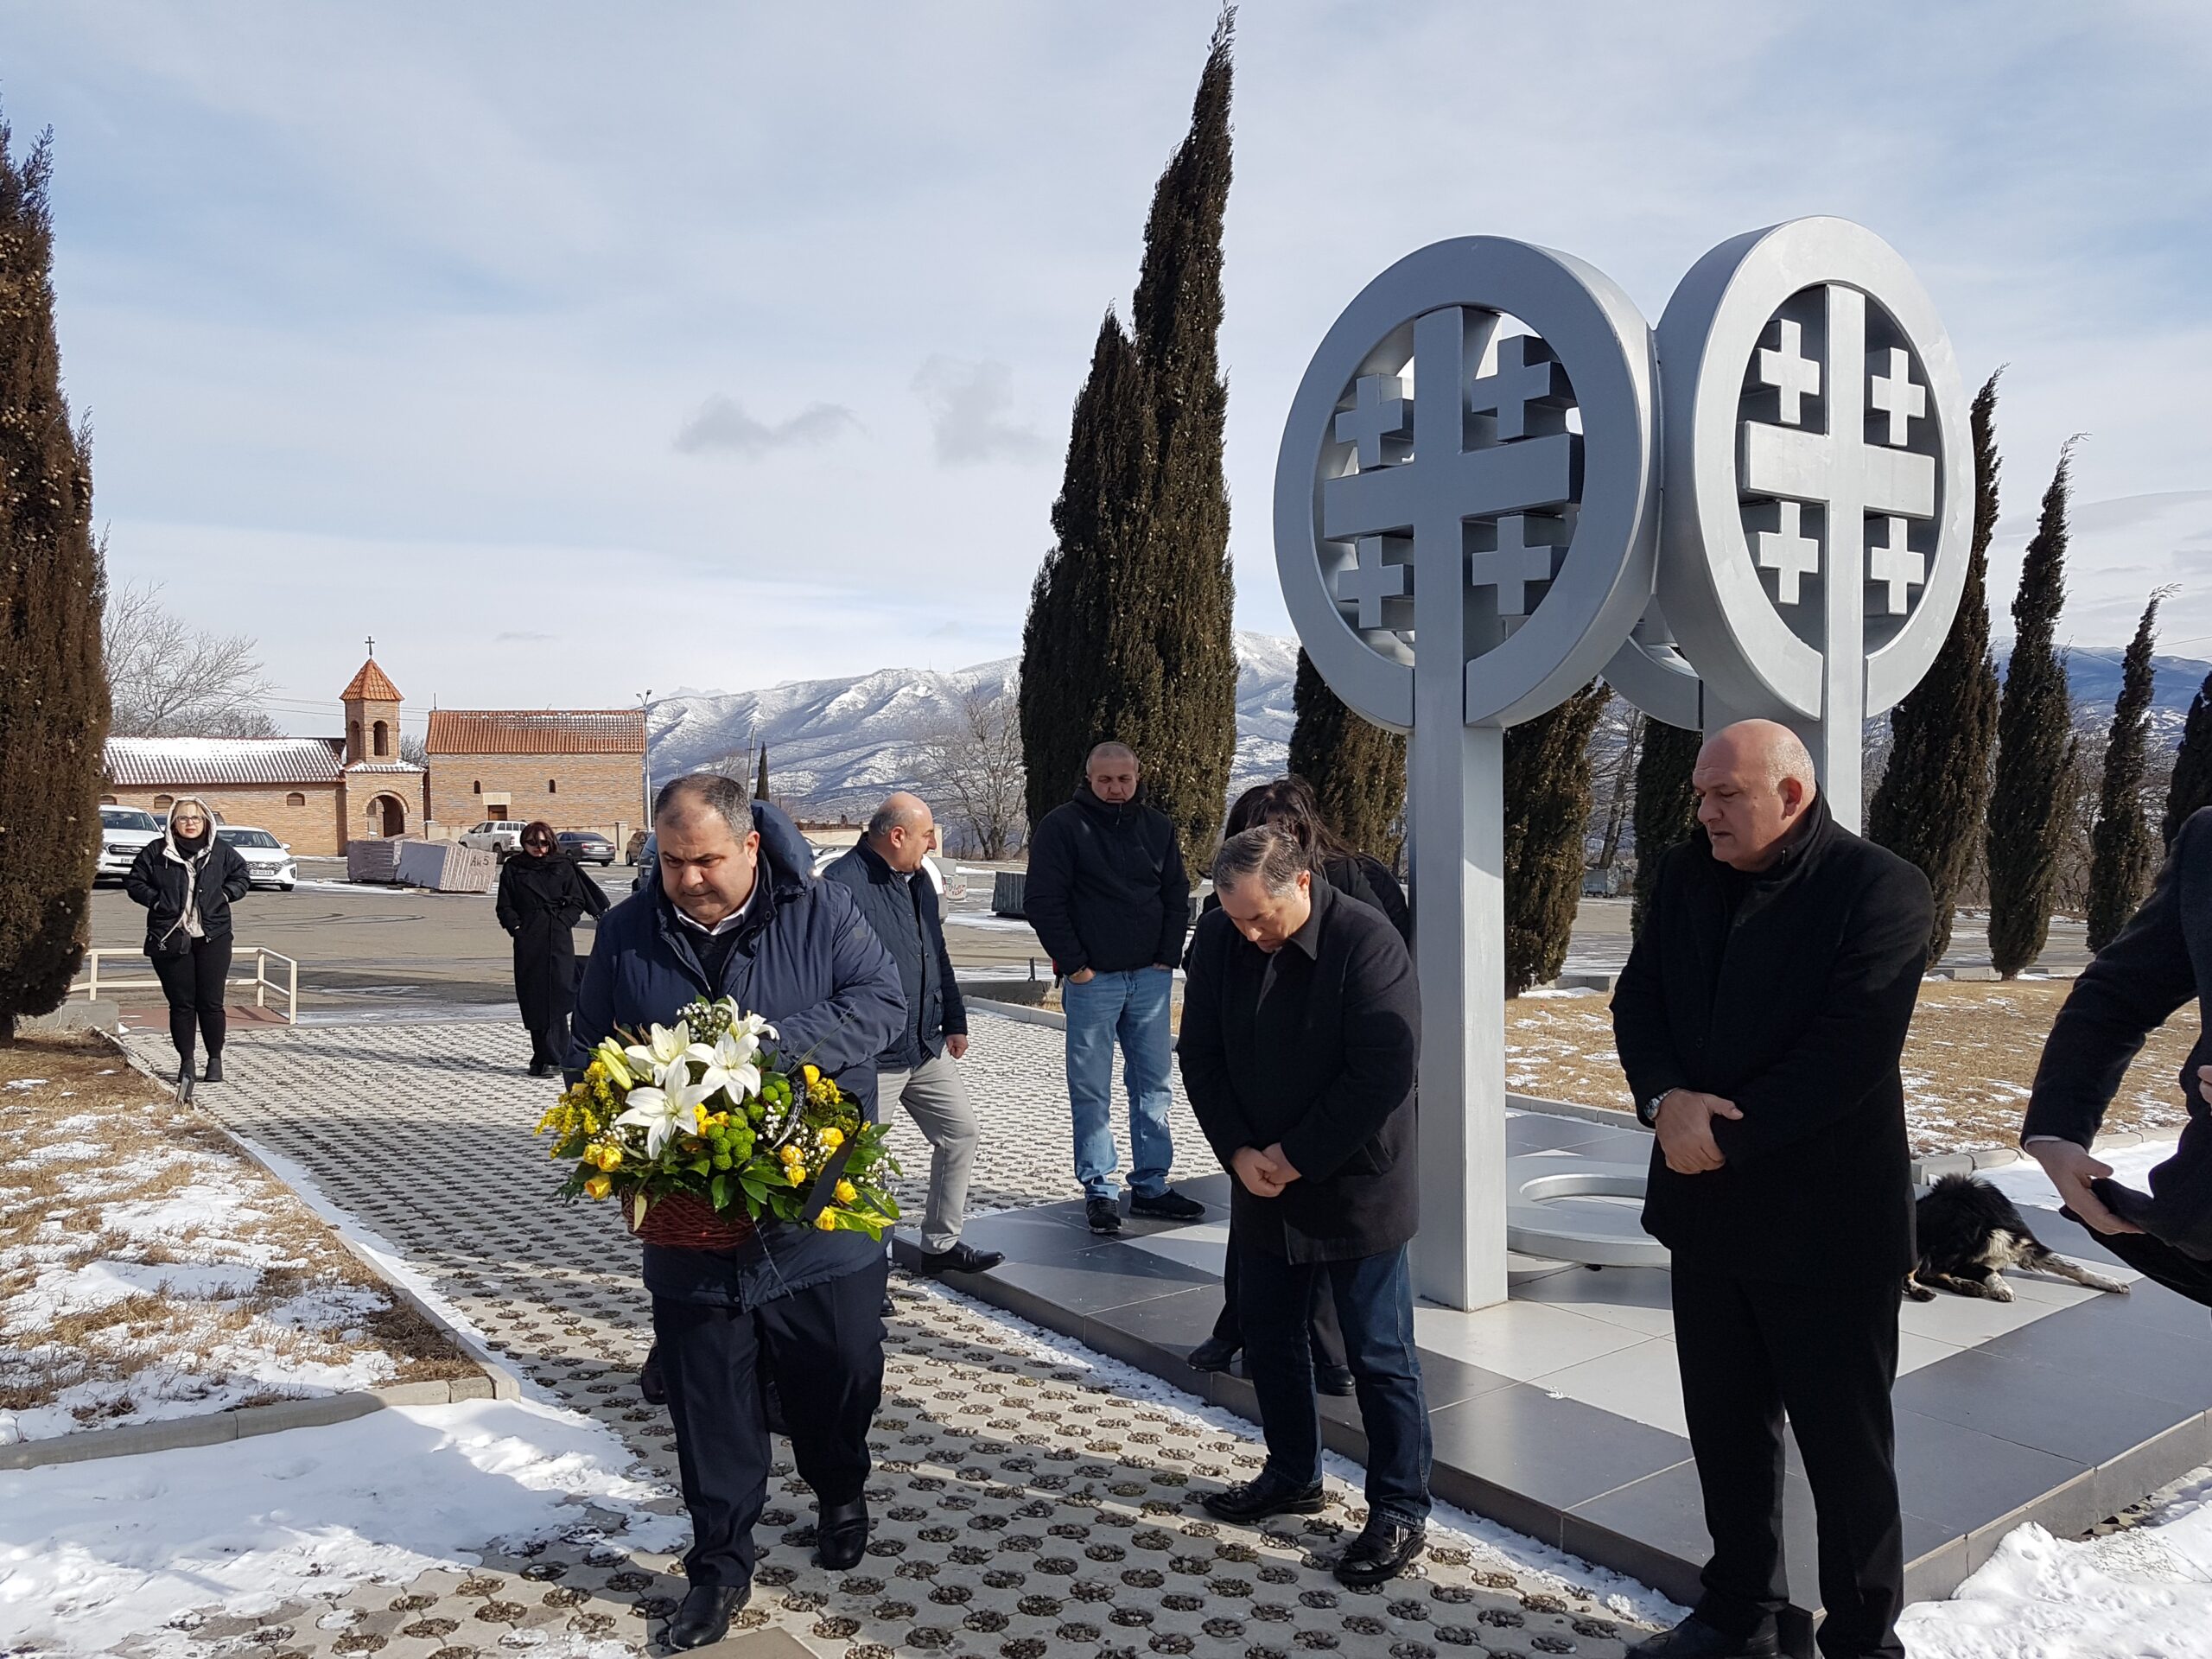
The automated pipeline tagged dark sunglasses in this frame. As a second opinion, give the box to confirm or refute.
[524,836,554,849]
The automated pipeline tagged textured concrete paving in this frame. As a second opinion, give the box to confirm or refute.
[103,1014,1653,1659]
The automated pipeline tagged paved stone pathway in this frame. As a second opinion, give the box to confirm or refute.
[109,1014,1649,1659]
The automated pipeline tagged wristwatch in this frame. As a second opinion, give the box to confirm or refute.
[1638,1091,1672,1128]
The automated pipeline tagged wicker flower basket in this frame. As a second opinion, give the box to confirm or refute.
[624,1189,758,1251]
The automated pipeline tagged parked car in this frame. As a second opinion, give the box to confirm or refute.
[460,820,531,858]
[97,805,163,880]
[557,830,615,866]
[215,825,298,891]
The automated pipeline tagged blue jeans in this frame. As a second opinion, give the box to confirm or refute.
[1063,968,1175,1201]
[1238,1239,1432,1529]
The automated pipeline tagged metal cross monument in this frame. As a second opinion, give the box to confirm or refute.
[1278,220,1968,1310]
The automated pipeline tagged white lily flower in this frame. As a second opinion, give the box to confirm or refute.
[614,1071,716,1158]
[625,1021,694,1073]
[698,1027,764,1102]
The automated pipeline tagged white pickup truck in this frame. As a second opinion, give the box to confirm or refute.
[459,820,531,858]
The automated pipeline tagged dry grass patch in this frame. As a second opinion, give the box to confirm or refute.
[0,1035,475,1444]
[1504,979,2196,1157]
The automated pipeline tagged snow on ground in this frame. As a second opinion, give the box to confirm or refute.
[1899,1467,2212,1659]
[0,1394,684,1658]
[0,1064,472,1442]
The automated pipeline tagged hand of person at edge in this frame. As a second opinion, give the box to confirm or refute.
[1655,1089,1741,1175]
[1232,1146,1287,1198]
[1068,967,1096,984]
[2028,1137,2142,1235]
[946,1034,969,1060]
[1260,1142,1302,1185]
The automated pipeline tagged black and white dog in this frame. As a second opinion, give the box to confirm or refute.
[1906,1173,2132,1302]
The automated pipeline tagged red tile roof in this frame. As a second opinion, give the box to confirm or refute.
[425,709,646,755]
[106,737,346,788]
[340,658,404,702]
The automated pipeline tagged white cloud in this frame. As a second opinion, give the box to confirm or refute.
[912,356,1046,465]
[673,395,860,457]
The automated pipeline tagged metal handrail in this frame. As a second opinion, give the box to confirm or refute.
[71,946,299,1024]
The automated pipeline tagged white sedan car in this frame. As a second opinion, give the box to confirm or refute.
[98,805,163,879]
[215,825,298,891]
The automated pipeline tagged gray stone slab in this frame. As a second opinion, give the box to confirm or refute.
[1427,1381,1695,1512]
[1891,1343,2198,1471]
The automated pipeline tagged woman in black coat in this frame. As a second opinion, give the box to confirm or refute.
[123,795,252,1096]
[497,821,610,1076]
[1186,777,1411,1391]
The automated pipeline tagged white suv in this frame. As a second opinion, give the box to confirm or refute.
[461,820,531,857]
[216,825,299,892]
[98,805,163,879]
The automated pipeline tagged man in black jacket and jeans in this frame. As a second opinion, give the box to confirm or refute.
[1179,825,1430,1588]
[1026,742,1204,1234]
[1612,721,1932,1659]
[823,792,1003,1277]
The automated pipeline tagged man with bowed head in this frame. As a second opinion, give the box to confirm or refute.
[1179,824,1431,1588]
[569,773,905,1650]
[1025,741,1207,1234]
[1612,721,1933,1659]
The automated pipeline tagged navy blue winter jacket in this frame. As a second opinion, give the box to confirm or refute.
[568,801,906,1307]
[821,841,967,1071]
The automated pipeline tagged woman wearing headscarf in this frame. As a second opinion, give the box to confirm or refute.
[497,820,611,1076]
[1185,776,1412,1393]
[124,796,253,1096]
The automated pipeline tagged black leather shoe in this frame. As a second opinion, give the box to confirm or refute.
[1201,1469,1327,1523]
[527,1061,554,1077]
[1129,1188,1205,1221]
[1185,1335,1239,1374]
[1315,1363,1357,1397]
[1086,1197,1122,1235]
[814,1497,869,1569]
[639,1345,666,1406]
[1626,1614,1780,1658]
[664,1581,749,1649]
[201,1052,223,1084]
[917,1241,1005,1275]
[880,1293,895,1319]
[1333,1517,1425,1586]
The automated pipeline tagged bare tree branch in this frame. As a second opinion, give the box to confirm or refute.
[104,580,280,738]
[917,688,1027,859]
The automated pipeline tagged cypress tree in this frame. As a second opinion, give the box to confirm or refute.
[1287,646,1406,865]
[2086,592,2165,950]
[755,744,770,805]
[1503,680,1610,995]
[1630,718,1701,937]
[1867,370,2004,966]
[0,118,108,1044]
[2162,668,2212,843]
[1018,12,1236,868]
[1987,442,2080,977]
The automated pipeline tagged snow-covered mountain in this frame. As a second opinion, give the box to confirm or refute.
[647,632,1300,818]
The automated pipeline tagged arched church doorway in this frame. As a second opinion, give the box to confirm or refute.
[364,794,407,837]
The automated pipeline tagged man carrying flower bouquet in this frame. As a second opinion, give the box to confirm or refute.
[569,772,905,1651]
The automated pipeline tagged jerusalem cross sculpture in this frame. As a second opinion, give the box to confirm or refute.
[1279,220,1968,1312]
[1276,238,1660,1310]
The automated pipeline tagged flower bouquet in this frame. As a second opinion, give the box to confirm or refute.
[537,995,900,1248]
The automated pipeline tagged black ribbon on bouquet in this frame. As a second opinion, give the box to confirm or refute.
[799,1141,856,1226]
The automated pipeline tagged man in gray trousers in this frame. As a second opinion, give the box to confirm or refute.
[823,794,1003,1276]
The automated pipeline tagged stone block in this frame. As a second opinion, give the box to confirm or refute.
[18,999,119,1035]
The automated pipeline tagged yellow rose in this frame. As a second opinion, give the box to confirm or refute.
[584,1174,612,1200]
[818,1127,844,1150]
[802,1064,821,1086]
[814,1209,838,1230]
[598,1144,622,1170]
[834,1180,857,1205]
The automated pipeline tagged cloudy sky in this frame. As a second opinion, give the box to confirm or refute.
[7,2,2210,735]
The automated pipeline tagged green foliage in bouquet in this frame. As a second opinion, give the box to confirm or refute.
[537,995,900,1239]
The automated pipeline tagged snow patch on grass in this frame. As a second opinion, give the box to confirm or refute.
[0,1395,685,1657]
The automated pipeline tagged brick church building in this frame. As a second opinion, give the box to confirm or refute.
[102,655,645,856]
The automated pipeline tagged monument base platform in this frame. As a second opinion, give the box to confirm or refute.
[894,1109,2212,1657]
